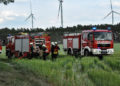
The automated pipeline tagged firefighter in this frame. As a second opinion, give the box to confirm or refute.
[42,44,47,60]
[30,43,34,58]
[53,42,60,59]
[39,42,43,58]
[51,42,55,61]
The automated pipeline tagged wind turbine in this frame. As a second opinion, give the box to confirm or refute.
[26,0,35,29]
[58,0,64,28]
[104,0,120,25]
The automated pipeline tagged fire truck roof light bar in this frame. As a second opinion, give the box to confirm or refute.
[107,27,111,30]
[92,27,97,30]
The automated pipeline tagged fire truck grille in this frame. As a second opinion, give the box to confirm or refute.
[97,44,111,47]
[101,50,107,54]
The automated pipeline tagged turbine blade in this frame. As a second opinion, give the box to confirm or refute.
[25,14,32,21]
[113,11,120,16]
[30,0,32,13]
[103,11,112,19]
[58,3,61,18]
[110,0,113,11]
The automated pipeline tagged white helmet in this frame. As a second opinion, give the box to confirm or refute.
[55,42,58,45]
[30,43,33,45]
[42,44,46,47]
[51,42,55,45]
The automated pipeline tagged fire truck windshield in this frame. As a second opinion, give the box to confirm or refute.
[94,32,112,41]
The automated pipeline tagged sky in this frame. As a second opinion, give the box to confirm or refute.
[0,0,120,29]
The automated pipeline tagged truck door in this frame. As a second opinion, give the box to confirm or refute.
[15,38,29,52]
[15,39,22,52]
[67,38,73,48]
[63,39,67,49]
[82,32,88,47]
[22,38,29,52]
[88,32,93,48]
[73,38,79,49]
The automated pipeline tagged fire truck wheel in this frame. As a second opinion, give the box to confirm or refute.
[84,50,90,56]
[98,55,103,60]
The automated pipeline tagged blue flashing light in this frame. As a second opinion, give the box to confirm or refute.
[8,34,11,37]
[92,27,97,30]
[107,27,111,30]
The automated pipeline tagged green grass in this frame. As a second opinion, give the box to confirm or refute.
[88,69,120,86]
[0,62,13,71]
[0,43,120,86]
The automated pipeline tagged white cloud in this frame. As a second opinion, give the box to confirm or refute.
[0,18,4,23]
[0,10,27,23]
[113,1,120,7]
[49,18,58,24]
[100,1,120,8]
[16,0,28,2]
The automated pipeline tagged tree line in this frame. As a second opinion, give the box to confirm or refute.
[0,0,14,5]
[0,23,120,43]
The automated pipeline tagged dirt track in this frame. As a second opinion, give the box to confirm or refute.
[0,58,51,86]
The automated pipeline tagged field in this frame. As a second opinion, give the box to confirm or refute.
[0,44,120,86]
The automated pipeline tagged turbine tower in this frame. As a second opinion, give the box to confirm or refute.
[58,0,64,28]
[26,0,35,29]
[104,0,120,25]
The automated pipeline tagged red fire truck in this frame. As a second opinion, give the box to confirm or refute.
[63,28,114,56]
[33,33,51,55]
[6,33,32,58]
[0,40,2,53]
[6,32,51,59]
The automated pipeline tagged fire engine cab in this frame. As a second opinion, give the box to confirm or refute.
[63,28,114,56]
[33,33,51,55]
